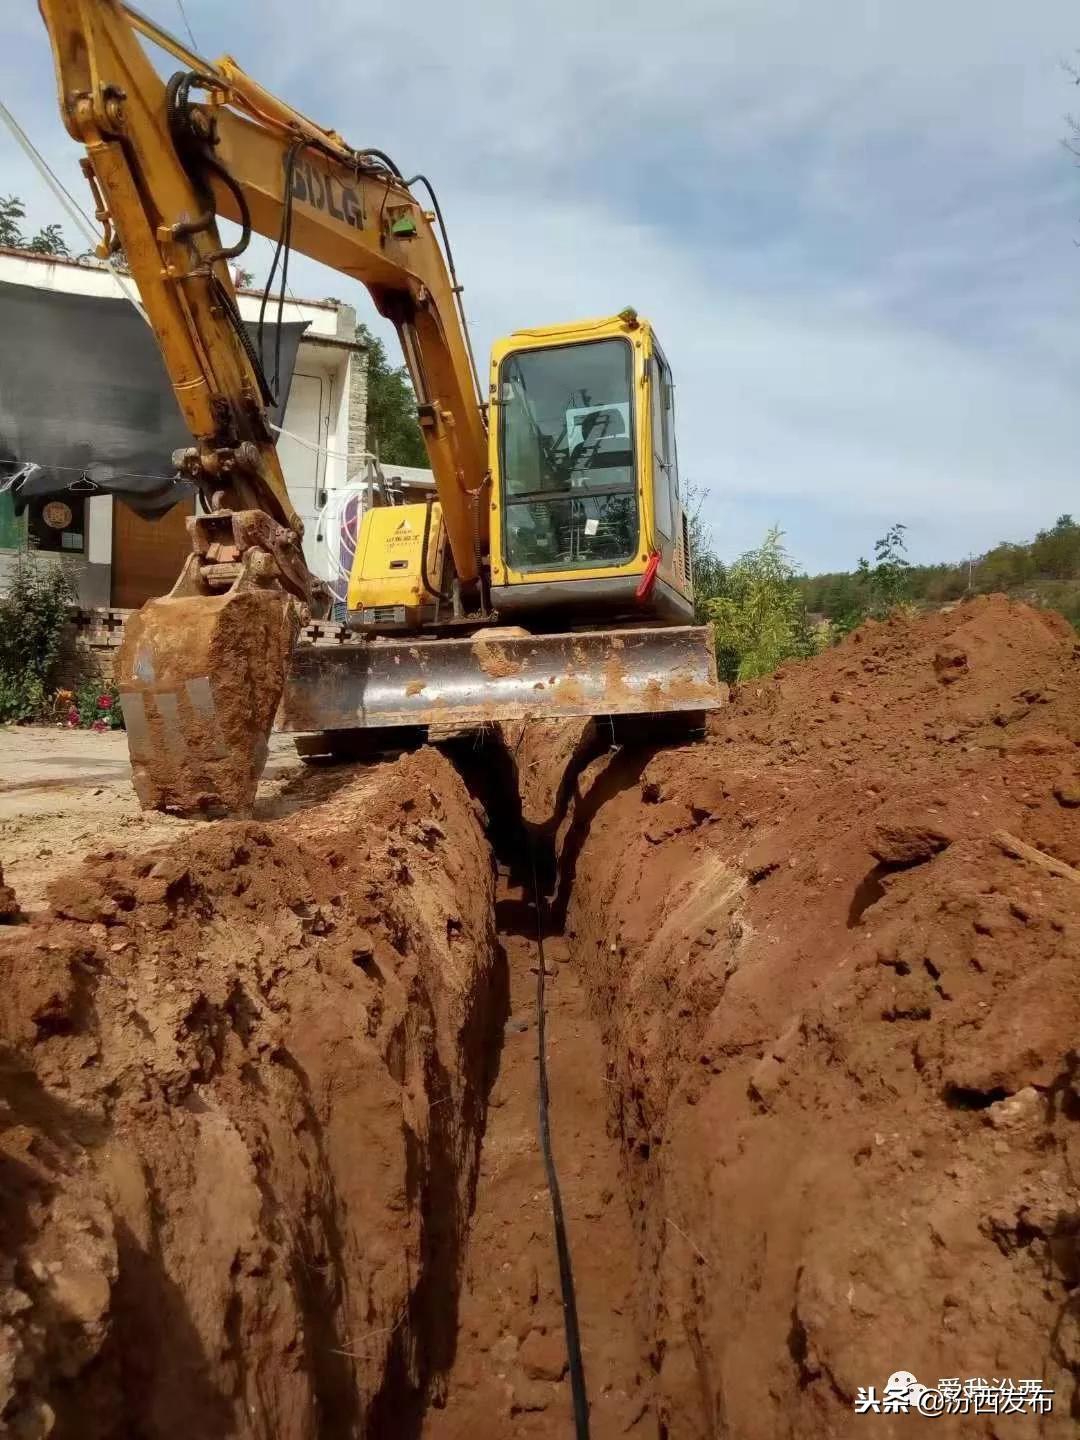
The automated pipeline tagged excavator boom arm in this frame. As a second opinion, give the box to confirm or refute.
[38,0,488,590]
[35,1,720,817]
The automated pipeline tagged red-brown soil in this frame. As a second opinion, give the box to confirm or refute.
[117,589,298,815]
[499,719,595,829]
[420,874,648,1436]
[2,594,1078,1438]
[562,596,1080,1436]
[0,749,496,1437]
[0,863,19,923]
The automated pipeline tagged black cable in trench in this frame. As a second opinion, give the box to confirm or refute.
[526,834,590,1438]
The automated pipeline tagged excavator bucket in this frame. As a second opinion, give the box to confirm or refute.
[278,625,722,734]
[116,589,299,814]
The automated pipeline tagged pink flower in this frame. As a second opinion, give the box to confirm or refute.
[92,719,108,733]
[97,694,113,709]
[67,707,79,726]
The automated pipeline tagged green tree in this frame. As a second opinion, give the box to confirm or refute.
[0,195,25,248]
[0,554,75,723]
[796,513,1080,636]
[859,522,910,618]
[356,322,427,467]
[977,541,1028,591]
[1030,514,1080,581]
[705,526,813,683]
[682,481,726,622]
[822,570,866,634]
[0,200,71,257]
[27,223,69,257]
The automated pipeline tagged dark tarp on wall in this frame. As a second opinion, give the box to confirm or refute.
[0,278,307,519]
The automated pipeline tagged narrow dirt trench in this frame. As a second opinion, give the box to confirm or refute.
[4,598,1080,1438]
[419,731,654,1436]
[421,862,650,1437]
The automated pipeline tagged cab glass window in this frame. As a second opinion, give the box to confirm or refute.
[499,338,637,573]
[651,348,678,539]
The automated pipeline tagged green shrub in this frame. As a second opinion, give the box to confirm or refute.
[858,522,910,619]
[704,527,816,682]
[0,554,75,723]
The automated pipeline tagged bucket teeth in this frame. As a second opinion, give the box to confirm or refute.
[116,590,299,815]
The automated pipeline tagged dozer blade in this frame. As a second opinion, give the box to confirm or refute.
[278,625,722,733]
[116,589,299,814]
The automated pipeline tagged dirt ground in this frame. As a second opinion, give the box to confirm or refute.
[563,595,1080,1437]
[0,728,303,911]
[421,875,648,1436]
[2,594,1079,1437]
[0,745,499,1437]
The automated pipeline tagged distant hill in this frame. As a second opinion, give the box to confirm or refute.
[797,514,1080,632]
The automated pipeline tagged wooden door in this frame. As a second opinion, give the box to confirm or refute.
[110,497,194,609]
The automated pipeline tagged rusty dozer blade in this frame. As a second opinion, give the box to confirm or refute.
[278,625,721,733]
[116,589,300,814]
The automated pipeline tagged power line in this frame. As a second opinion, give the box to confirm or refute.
[174,0,199,51]
[1,460,178,486]
[0,97,149,323]
[0,100,94,234]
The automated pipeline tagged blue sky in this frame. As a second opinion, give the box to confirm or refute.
[4,0,1079,572]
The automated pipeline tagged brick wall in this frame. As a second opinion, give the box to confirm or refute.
[61,608,359,684]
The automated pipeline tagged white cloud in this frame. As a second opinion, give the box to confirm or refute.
[437,193,1080,567]
[3,0,1079,571]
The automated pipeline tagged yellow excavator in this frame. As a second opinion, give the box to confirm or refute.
[38,0,720,814]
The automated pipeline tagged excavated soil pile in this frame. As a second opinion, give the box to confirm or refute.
[3,593,1079,1440]
[561,596,1080,1437]
[497,719,595,829]
[0,750,497,1438]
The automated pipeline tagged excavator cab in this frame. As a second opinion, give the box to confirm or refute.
[346,312,693,632]
[489,312,694,626]
[282,312,717,746]
[348,312,694,627]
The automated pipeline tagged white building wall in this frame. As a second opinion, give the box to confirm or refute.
[0,540,111,608]
[0,250,347,338]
